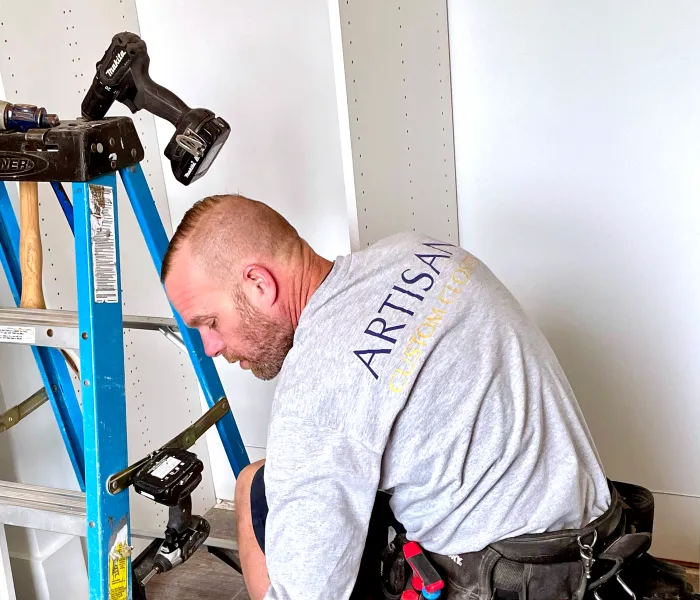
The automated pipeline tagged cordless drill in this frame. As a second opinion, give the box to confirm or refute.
[133,448,211,585]
[81,32,230,185]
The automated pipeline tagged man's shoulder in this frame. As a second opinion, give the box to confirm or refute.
[349,231,463,267]
[283,230,468,388]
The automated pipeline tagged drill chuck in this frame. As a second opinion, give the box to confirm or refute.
[81,80,116,122]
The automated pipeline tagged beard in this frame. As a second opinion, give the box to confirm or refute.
[222,289,294,381]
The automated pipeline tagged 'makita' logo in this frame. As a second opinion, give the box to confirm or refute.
[106,50,127,77]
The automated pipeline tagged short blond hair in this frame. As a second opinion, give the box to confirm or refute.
[161,194,300,283]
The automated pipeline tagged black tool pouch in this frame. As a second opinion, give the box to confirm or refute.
[370,481,697,600]
[612,480,655,536]
[584,481,695,600]
[379,533,409,600]
[582,480,655,599]
[351,491,408,600]
[467,480,634,600]
[423,481,695,600]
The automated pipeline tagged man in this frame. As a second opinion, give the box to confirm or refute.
[162,194,613,600]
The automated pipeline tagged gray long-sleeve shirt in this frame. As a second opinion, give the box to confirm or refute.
[262,233,610,600]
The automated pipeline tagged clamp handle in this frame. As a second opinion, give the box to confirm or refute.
[404,541,445,596]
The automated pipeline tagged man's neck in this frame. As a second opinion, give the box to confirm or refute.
[286,243,333,329]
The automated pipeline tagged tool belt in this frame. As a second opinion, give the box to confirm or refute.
[375,481,697,600]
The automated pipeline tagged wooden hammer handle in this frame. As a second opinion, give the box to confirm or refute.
[18,182,80,375]
[19,181,46,310]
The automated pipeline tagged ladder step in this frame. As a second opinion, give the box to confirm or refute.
[0,480,84,515]
[0,308,179,349]
[0,480,237,550]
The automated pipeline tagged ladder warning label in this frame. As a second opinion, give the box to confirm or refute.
[0,326,35,344]
[89,184,119,304]
[109,553,127,600]
[108,524,129,600]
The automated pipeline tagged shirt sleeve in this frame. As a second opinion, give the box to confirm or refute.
[262,416,382,600]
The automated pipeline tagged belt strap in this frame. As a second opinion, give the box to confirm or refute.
[490,482,623,564]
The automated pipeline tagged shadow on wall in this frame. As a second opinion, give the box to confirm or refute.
[470,197,699,492]
[538,317,666,486]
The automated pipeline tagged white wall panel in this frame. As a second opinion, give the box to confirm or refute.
[651,493,700,562]
[334,0,459,248]
[0,525,15,600]
[135,0,352,500]
[0,2,218,593]
[448,0,700,561]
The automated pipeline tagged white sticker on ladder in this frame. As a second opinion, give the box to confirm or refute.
[0,326,35,344]
[89,184,119,304]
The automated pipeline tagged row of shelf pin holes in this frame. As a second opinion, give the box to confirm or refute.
[345,3,455,245]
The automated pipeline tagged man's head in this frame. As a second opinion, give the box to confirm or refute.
[162,194,303,380]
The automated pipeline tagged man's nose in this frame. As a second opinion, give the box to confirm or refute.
[201,330,226,357]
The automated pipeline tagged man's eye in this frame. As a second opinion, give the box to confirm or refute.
[210,320,218,330]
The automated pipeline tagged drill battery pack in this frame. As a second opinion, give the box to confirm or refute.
[133,448,204,507]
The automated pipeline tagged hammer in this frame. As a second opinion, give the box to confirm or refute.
[19,181,80,375]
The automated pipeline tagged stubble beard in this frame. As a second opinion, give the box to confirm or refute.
[223,289,294,381]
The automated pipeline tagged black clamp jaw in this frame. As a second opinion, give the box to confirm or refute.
[81,31,230,185]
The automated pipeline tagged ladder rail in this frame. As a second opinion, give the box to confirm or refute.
[50,182,74,234]
[0,182,86,490]
[121,165,250,478]
[73,174,132,600]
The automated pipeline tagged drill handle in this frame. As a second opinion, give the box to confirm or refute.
[133,70,190,127]
[166,494,193,536]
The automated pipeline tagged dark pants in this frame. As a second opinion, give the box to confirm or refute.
[249,466,269,554]
[249,465,391,600]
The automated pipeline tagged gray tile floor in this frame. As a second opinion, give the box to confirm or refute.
[684,565,699,591]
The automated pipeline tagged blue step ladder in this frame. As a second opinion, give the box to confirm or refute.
[0,118,250,600]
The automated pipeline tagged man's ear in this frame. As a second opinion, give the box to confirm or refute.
[241,264,278,310]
